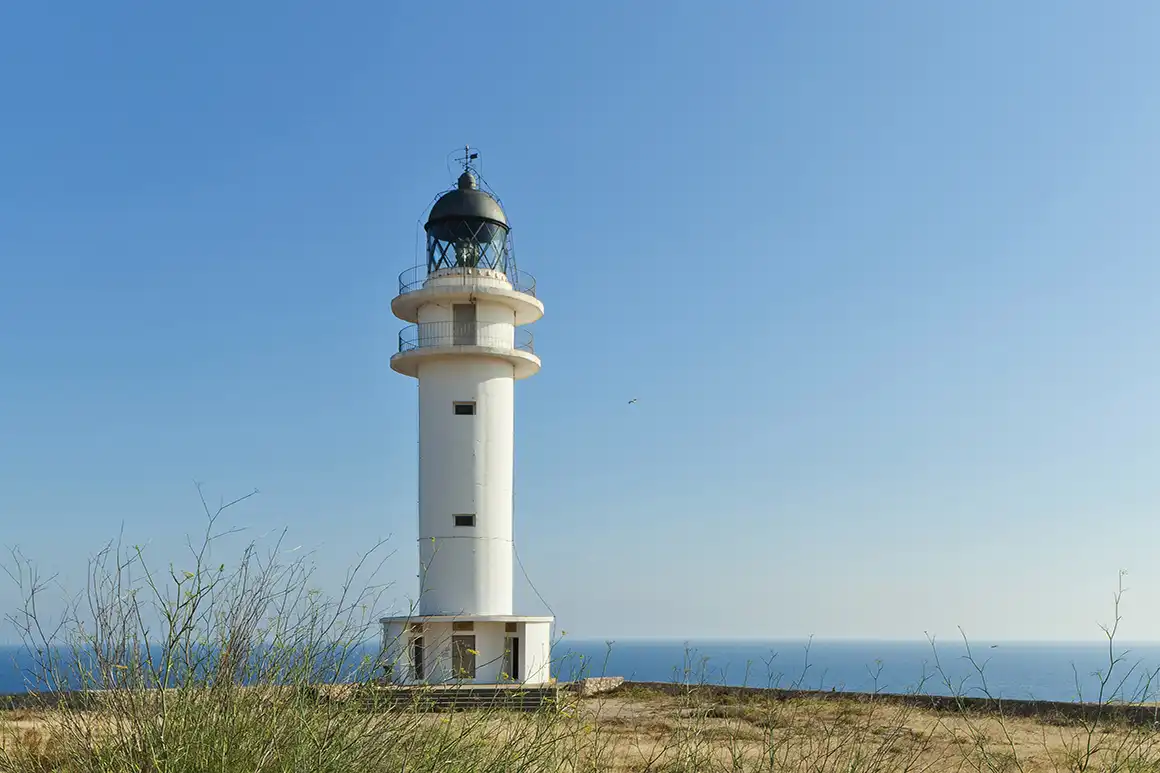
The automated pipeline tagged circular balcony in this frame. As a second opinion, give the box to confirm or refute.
[391,266,543,325]
[399,265,537,296]
[391,321,541,379]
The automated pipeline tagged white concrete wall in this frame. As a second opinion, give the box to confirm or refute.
[475,302,517,348]
[471,624,512,683]
[522,621,552,685]
[383,621,546,685]
[424,267,513,294]
[415,308,516,616]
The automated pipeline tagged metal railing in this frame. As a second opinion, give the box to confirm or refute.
[397,265,537,297]
[397,322,535,355]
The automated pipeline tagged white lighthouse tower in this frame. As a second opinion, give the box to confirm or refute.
[380,149,553,685]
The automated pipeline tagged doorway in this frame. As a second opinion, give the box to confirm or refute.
[452,635,477,679]
[503,636,520,681]
[452,303,476,346]
[412,636,425,680]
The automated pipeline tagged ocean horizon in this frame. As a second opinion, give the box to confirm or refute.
[555,639,1160,703]
[4,638,1160,703]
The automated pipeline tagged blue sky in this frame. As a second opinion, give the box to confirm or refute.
[2,2,1160,643]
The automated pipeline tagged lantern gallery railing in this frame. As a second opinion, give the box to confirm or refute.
[397,265,537,297]
[397,322,535,355]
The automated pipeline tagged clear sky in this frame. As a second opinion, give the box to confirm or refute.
[2,2,1160,644]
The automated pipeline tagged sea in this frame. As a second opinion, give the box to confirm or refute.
[554,639,1160,703]
[3,640,1160,704]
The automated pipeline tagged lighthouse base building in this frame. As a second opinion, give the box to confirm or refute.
[379,153,554,686]
[380,616,553,685]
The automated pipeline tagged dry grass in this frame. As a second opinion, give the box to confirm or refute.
[6,687,1160,772]
[572,690,1160,772]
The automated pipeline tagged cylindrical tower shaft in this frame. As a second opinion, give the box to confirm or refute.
[417,356,515,616]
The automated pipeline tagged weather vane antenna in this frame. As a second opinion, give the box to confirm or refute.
[457,144,480,174]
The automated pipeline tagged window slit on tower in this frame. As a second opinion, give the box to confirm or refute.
[454,514,476,528]
[454,401,476,415]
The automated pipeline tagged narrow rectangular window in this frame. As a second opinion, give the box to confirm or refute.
[412,636,425,680]
[505,622,518,633]
[452,635,477,679]
[454,514,475,528]
[452,621,474,631]
[454,402,476,416]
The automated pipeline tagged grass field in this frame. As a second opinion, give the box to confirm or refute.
[4,681,1160,772]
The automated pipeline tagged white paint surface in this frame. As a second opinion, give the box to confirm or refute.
[417,357,515,616]
[387,264,554,684]
[521,621,552,684]
[380,617,554,685]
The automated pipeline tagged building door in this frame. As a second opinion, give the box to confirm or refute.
[451,635,477,679]
[412,636,425,680]
[452,304,476,346]
[503,637,520,681]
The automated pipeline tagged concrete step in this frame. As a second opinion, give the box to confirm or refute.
[359,685,559,712]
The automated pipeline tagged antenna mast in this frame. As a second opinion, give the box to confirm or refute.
[456,144,480,175]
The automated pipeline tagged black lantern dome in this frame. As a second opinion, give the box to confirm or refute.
[424,155,513,275]
[427,171,507,231]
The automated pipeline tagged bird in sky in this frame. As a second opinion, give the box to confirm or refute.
[628,398,638,405]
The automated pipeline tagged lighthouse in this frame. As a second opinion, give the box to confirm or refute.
[380,149,553,685]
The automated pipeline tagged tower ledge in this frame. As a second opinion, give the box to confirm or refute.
[379,614,554,625]
[390,330,542,379]
[392,266,543,325]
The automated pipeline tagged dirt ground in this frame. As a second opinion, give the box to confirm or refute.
[571,688,1160,772]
